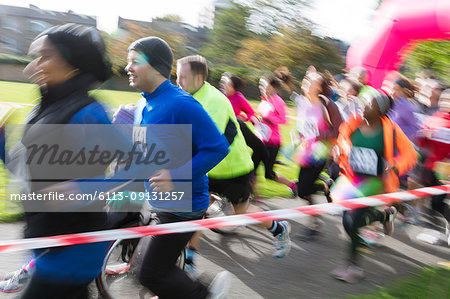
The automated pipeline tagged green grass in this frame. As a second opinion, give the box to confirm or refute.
[345,267,450,299]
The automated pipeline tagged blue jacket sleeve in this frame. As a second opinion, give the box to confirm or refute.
[170,100,229,180]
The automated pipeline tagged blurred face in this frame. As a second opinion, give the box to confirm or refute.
[430,86,442,105]
[125,50,158,92]
[307,73,322,98]
[381,79,394,97]
[392,83,404,100]
[363,97,381,121]
[340,80,356,100]
[220,76,234,96]
[176,62,203,95]
[24,36,78,88]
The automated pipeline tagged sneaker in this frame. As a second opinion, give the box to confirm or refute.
[273,221,291,258]
[383,206,397,235]
[330,264,364,283]
[208,271,231,299]
[0,271,28,293]
[3,268,29,281]
[289,181,298,198]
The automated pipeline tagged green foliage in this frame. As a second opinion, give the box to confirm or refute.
[153,15,182,23]
[236,24,345,81]
[201,2,251,66]
[245,0,311,35]
[0,54,32,65]
[402,40,450,84]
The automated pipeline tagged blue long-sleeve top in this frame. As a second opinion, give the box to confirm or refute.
[387,97,419,141]
[135,80,229,211]
[31,100,111,284]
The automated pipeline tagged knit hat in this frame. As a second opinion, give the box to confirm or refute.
[36,23,111,82]
[128,37,173,79]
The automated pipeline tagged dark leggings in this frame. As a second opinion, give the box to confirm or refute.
[342,208,385,264]
[325,159,341,182]
[20,278,89,299]
[139,212,209,299]
[297,161,327,201]
[237,119,270,175]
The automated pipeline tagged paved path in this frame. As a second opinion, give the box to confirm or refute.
[0,196,449,298]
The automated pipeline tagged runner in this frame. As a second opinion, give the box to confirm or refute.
[293,71,343,238]
[257,74,297,194]
[330,90,417,283]
[125,37,231,298]
[387,75,419,142]
[413,89,450,245]
[0,24,114,298]
[335,78,364,121]
[220,73,270,196]
[176,56,291,270]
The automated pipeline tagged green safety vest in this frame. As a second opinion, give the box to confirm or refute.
[193,82,254,179]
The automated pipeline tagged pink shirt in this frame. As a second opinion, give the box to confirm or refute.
[227,91,255,121]
[257,94,287,146]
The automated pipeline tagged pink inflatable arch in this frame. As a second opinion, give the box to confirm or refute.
[346,0,450,88]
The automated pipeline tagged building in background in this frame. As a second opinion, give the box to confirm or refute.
[118,17,209,54]
[0,4,96,55]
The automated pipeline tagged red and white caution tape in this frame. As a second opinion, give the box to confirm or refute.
[0,185,448,253]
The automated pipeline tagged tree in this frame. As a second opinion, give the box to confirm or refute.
[235,24,345,81]
[201,2,251,66]
[106,20,187,76]
[153,14,182,23]
[241,0,311,35]
[402,40,450,84]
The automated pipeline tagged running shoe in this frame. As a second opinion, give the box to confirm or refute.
[383,206,397,235]
[290,181,298,198]
[3,268,29,281]
[273,221,291,258]
[0,269,28,293]
[208,271,231,299]
[330,264,364,283]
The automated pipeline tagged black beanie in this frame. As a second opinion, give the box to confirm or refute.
[128,37,173,79]
[36,23,111,82]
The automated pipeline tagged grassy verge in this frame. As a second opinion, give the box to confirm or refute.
[345,267,450,299]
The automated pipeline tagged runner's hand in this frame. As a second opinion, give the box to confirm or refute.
[149,169,174,192]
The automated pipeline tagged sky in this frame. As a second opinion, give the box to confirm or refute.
[0,0,379,44]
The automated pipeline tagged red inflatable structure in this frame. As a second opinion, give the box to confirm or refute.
[346,0,450,88]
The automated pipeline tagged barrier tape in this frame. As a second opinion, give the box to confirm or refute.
[0,185,448,253]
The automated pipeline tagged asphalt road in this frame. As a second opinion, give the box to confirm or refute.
[0,195,449,298]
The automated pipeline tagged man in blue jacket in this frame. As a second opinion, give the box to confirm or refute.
[125,36,231,299]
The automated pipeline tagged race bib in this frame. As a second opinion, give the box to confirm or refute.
[299,117,319,139]
[349,146,378,176]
